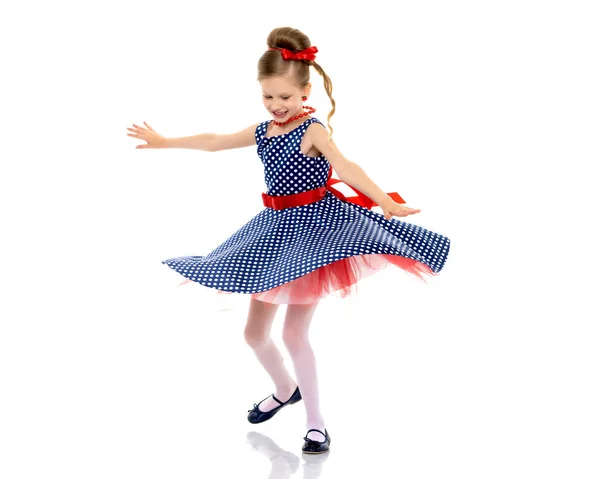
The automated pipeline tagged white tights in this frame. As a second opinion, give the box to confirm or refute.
[245,298,326,442]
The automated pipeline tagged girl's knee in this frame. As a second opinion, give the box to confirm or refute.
[244,327,270,349]
[282,327,308,352]
[244,298,279,348]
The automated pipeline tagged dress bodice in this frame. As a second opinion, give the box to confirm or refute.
[254,117,331,196]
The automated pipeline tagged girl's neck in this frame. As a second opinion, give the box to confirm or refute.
[270,106,315,131]
[271,115,311,131]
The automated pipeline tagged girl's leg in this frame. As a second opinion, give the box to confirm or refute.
[282,301,326,442]
[244,297,298,412]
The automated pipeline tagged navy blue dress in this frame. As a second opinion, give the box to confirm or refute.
[162,117,450,303]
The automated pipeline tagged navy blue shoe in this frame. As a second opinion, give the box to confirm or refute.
[247,386,302,424]
[302,428,330,454]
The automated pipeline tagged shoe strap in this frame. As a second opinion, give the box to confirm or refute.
[305,428,327,440]
[255,395,273,409]
[273,386,298,406]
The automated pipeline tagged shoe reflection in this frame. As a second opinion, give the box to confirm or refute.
[246,431,330,478]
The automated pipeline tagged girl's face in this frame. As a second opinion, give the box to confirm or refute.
[261,73,310,124]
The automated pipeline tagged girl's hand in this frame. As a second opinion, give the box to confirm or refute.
[379,197,421,220]
[126,121,166,149]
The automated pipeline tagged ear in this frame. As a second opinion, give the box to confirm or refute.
[303,83,312,98]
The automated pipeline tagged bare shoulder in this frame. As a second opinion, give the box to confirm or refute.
[210,123,261,152]
[305,121,351,175]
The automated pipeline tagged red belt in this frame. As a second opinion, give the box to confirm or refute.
[262,165,405,210]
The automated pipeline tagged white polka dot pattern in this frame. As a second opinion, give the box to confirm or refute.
[162,117,450,294]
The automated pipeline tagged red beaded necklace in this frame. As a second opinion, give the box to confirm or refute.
[272,105,316,126]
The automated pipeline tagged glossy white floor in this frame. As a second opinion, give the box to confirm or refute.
[3,256,598,478]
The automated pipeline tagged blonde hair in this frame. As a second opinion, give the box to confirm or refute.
[257,27,336,139]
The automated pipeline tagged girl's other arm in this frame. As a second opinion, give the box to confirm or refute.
[308,124,420,218]
[307,124,394,207]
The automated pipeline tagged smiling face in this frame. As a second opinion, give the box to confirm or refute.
[261,71,311,124]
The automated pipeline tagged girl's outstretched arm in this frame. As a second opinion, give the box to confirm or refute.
[128,122,260,151]
[165,123,260,151]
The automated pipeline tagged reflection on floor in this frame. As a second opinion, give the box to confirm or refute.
[246,430,330,479]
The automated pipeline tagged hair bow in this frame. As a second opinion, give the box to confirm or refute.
[268,46,318,62]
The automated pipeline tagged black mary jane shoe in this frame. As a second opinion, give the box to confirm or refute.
[302,428,331,454]
[247,386,302,424]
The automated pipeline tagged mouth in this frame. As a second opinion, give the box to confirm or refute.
[272,110,288,118]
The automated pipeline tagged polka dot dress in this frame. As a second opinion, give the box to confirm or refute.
[162,117,450,304]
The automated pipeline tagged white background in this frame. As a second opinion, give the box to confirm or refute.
[1,0,598,477]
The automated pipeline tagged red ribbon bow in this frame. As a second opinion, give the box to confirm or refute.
[268,46,318,62]
[324,165,405,209]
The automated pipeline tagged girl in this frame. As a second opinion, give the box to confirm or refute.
[127,26,450,454]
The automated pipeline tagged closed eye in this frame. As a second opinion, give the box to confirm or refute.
[264,96,291,100]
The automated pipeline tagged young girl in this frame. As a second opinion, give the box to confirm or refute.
[127,26,450,454]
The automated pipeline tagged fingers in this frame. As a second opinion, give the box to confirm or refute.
[130,123,151,131]
[404,209,420,216]
[385,207,421,219]
[403,206,420,214]
[127,123,150,146]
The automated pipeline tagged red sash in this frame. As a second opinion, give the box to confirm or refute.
[262,165,405,210]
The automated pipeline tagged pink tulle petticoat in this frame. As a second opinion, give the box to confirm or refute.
[177,253,437,305]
